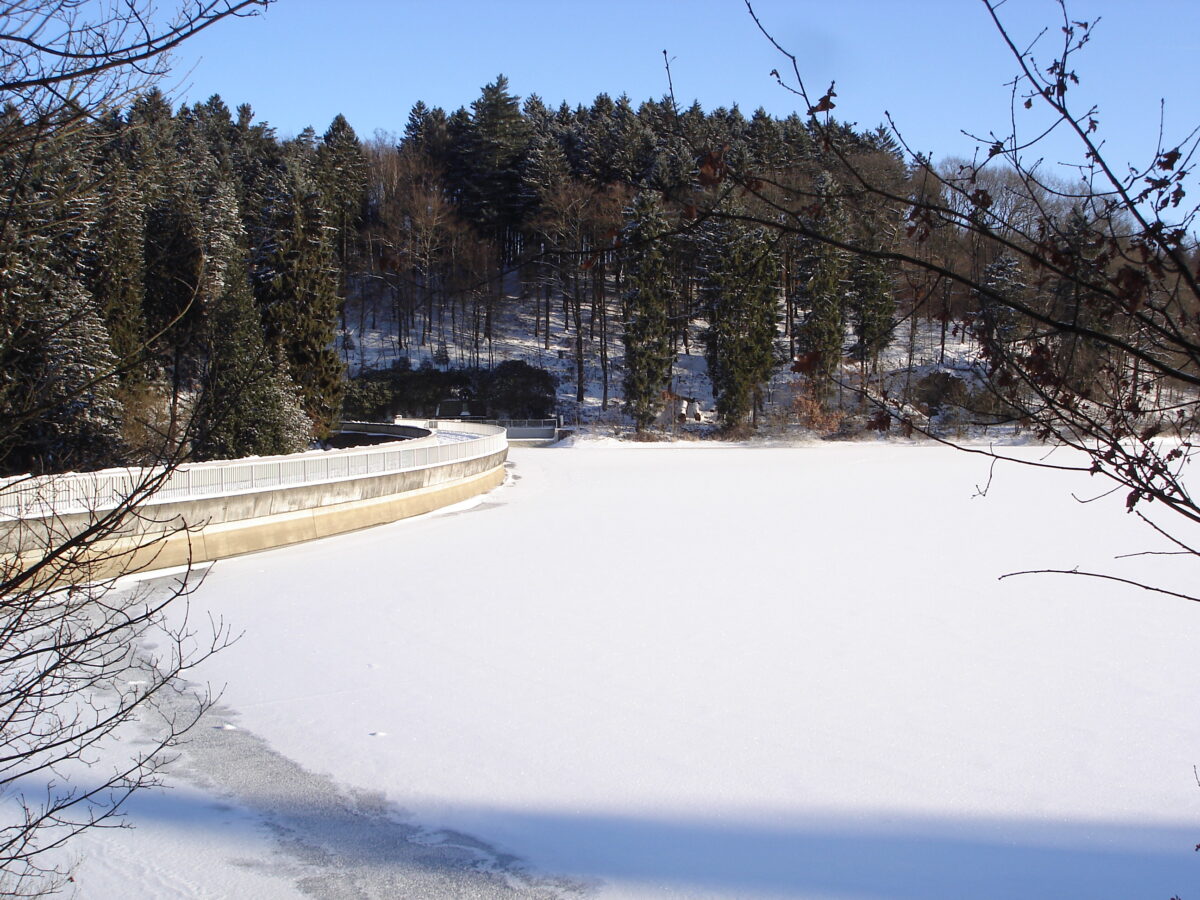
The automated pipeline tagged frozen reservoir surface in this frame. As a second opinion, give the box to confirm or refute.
[71,439,1200,898]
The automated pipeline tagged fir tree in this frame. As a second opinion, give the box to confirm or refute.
[86,157,147,388]
[193,253,310,460]
[185,94,237,175]
[746,107,786,171]
[403,104,450,169]
[974,253,1030,395]
[700,216,779,428]
[138,108,211,442]
[230,102,285,240]
[439,106,475,210]
[464,74,533,251]
[798,173,850,399]
[316,113,367,345]
[848,257,895,372]
[621,192,675,431]
[316,113,367,278]
[978,253,1025,347]
[254,154,345,436]
[403,100,432,150]
[123,89,177,198]
[1045,208,1112,397]
[0,126,126,474]
[5,284,126,474]
[521,99,571,216]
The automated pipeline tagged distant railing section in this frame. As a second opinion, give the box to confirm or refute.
[414,417,559,440]
[0,422,507,519]
[356,417,559,441]
[495,418,559,440]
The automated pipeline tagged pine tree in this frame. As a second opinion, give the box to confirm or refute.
[553,101,589,179]
[621,192,675,431]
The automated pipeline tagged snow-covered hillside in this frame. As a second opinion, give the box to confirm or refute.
[68,440,1200,898]
[339,277,1015,438]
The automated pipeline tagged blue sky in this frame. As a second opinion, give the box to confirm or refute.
[166,0,1200,177]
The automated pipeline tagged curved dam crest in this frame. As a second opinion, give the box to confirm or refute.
[0,420,508,582]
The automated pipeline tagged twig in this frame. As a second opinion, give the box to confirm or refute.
[998,567,1200,603]
[661,49,678,116]
[973,456,999,498]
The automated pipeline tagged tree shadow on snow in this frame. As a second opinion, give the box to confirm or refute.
[113,783,1197,899]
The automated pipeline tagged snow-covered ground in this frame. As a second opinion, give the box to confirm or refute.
[68,439,1200,898]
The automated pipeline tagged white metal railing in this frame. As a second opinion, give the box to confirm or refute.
[0,423,507,519]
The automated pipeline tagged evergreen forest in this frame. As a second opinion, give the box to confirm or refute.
[4,73,1189,475]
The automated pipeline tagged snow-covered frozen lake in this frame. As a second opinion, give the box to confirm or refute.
[74,439,1200,898]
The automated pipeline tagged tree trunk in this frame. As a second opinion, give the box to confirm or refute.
[573,271,584,404]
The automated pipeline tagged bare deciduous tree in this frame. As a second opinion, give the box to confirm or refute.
[0,469,232,895]
[734,0,1200,602]
[0,1,267,893]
